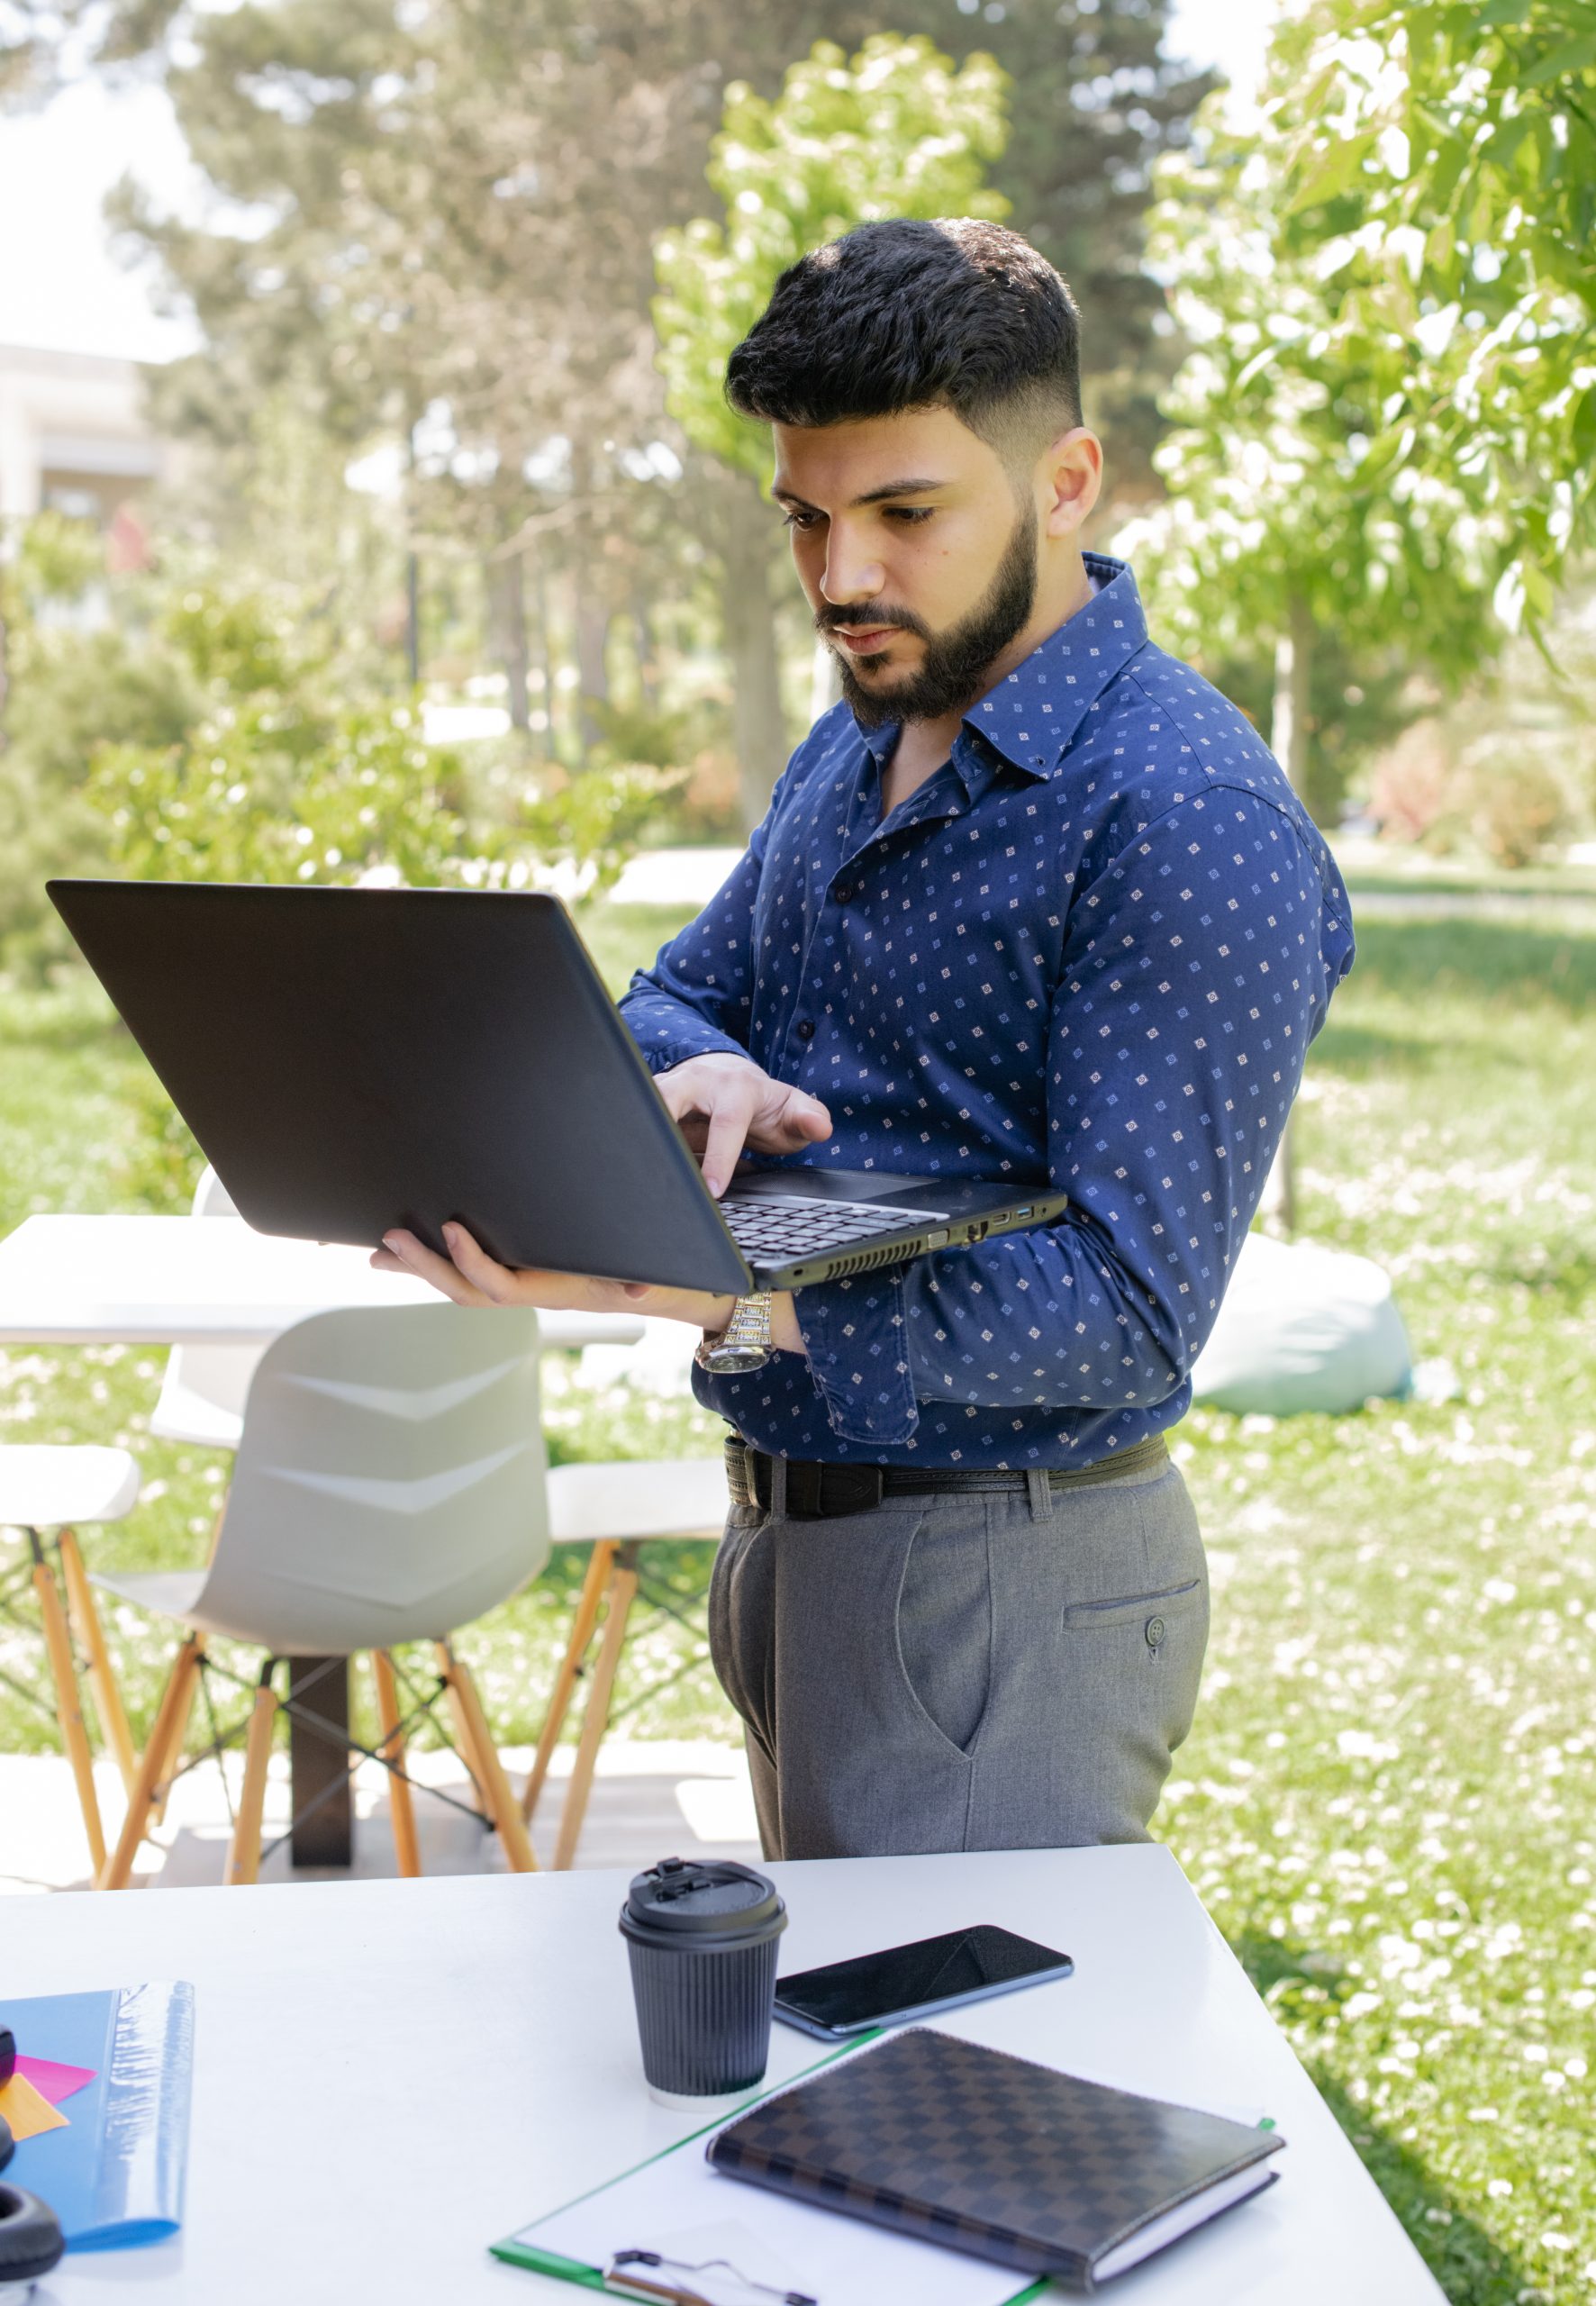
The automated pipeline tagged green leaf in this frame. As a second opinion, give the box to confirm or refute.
[1286,129,1375,213]
[1572,385,1596,463]
[1523,32,1596,86]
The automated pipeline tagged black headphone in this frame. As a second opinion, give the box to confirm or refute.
[0,2116,67,2288]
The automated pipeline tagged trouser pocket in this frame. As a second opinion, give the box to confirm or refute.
[1058,1464,1209,1765]
[895,1505,993,1759]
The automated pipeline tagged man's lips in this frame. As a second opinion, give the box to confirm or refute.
[831,625,898,654]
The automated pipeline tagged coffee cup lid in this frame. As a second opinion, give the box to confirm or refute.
[622,1856,784,1939]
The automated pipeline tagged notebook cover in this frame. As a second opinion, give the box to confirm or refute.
[706,2028,1284,2292]
[4,1984,195,2248]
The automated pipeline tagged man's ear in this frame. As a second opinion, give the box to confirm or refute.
[1038,428,1103,540]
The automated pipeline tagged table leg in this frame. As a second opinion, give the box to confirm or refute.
[287,1656,353,1868]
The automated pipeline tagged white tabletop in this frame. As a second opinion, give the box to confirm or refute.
[0,1215,645,1351]
[7,1847,1441,2305]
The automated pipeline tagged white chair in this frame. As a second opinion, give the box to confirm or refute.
[521,1457,730,1868]
[0,1445,141,1875]
[96,1303,549,1888]
[149,1166,264,1449]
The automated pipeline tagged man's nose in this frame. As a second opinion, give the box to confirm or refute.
[821,527,885,605]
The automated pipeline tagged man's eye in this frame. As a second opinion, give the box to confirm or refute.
[885,507,935,525]
[781,509,822,531]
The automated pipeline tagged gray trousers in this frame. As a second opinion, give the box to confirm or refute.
[708,1452,1208,1862]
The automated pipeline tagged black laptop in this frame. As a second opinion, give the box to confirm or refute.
[48,881,1066,1294]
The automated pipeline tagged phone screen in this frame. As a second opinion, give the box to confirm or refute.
[775,1923,1071,2035]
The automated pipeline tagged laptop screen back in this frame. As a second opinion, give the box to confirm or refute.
[48,879,752,1295]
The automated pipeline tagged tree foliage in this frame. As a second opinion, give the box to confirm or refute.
[1122,123,1504,676]
[1115,0,1596,815]
[1264,0,1596,628]
[653,35,1010,480]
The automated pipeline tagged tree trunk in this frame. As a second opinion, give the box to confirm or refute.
[531,549,554,760]
[568,438,609,756]
[491,552,530,734]
[575,595,610,749]
[1259,590,1315,1239]
[1269,588,1313,794]
[404,552,421,689]
[720,480,787,832]
[631,588,657,712]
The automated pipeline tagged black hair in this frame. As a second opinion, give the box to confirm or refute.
[724,217,1083,469]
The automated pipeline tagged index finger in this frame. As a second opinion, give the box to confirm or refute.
[701,1080,757,1199]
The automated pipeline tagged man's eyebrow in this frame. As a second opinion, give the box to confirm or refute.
[770,476,952,511]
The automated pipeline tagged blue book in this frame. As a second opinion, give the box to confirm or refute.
[5,1983,194,2248]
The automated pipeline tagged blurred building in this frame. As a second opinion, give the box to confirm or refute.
[0,342,164,552]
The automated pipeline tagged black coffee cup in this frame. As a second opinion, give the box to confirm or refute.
[620,1856,788,2104]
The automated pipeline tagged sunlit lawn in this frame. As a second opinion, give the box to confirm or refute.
[2,889,1594,2303]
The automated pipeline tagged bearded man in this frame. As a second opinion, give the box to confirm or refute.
[381,218,1354,1862]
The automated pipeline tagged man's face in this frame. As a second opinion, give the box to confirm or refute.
[772,405,1038,729]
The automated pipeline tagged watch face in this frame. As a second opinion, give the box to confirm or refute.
[705,1343,771,1374]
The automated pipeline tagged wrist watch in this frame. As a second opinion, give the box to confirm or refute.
[695,1292,775,1375]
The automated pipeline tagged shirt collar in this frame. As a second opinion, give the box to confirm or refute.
[852,553,1148,786]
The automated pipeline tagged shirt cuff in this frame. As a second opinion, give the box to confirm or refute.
[793,1271,919,1446]
[617,993,751,1078]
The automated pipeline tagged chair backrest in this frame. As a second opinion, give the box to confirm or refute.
[193,1164,239,1218]
[154,1167,258,1434]
[192,1303,549,1654]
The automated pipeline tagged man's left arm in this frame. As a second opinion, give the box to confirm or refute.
[793,790,1354,1443]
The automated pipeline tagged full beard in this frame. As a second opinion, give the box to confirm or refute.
[825,503,1039,731]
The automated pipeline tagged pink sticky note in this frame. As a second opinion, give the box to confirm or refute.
[14,2056,95,2107]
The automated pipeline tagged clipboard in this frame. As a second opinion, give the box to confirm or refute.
[491,2038,1050,2306]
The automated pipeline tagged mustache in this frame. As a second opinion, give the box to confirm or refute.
[814,603,930,640]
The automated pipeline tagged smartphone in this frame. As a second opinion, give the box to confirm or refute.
[773,1922,1074,2041]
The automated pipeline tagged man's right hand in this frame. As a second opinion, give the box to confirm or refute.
[655,1052,832,1197]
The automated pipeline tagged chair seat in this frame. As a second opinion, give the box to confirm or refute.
[92,1568,209,1624]
[148,1379,245,1450]
[0,1445,141,1529]
[546,1457,728,1544]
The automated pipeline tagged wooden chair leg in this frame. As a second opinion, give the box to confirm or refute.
[58,1529,137,1797]
[223,1666,278,1887]
[434,1640,537,1874]
[554,1546,639,1873]
[99,1635,204,1891]
[521,1539,618,1824]
[150,1638,201,1829]
[31,1533,104,1877]
[373,1649,421,1879]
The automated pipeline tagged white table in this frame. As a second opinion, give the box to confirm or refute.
[0,1214,646,1350]
[8,1848,1442,2304]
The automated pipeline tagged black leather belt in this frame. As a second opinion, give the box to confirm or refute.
[724,1433,1169,1520]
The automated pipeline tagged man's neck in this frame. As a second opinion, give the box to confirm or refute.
[878,550,1095,817]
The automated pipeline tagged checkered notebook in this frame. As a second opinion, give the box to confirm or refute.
[707,2028,1285,2293]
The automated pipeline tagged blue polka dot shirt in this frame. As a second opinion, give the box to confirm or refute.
[621,554,1356,1467]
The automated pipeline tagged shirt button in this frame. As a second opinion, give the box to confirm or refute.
[835,884,854,904]
[795,1020,816,1041]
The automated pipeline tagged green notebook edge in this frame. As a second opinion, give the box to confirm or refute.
[486,2026,1040,2301]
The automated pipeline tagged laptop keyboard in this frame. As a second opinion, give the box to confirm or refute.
[719,1194,948,1263]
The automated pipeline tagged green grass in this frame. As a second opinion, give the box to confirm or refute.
[3,894,1594,2301]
